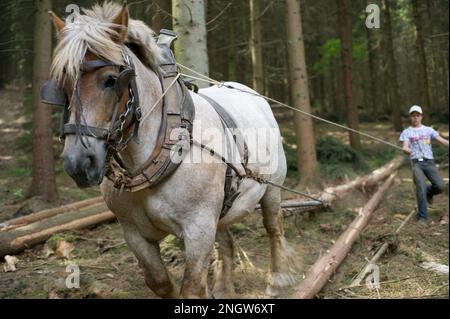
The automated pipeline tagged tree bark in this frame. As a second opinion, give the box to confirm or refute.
[336,0,361,149]
[249,0,264,93]
[30,0,58,202]
[285,0,318,183]
[151,0,164,33]
[365,0,379,119]
[227,4,237,82]
[292,173,397,299]
[172,0,210,88]
[411,0,431,116]
[381,0,403,132]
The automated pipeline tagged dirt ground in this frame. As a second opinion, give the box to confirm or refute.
[0,88,448,299]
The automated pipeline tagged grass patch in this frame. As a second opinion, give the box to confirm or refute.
[17,130,32,151]
[4,167,30,178]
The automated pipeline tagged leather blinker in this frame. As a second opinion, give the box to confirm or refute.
[40,79,66,106]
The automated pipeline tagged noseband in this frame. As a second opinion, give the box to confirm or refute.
[40,49,141,150]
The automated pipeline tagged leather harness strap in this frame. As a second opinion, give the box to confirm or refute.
[197,93,248,217]
[105,76,195,192]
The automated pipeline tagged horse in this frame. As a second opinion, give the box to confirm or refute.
[45,2,299,298]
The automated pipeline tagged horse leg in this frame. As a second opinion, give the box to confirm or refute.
[260,186,300,297]
[181,216,217,299]
[121,223,179,298]
[212,227,236,298]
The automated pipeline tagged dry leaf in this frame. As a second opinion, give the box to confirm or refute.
[42,244,55,258]
[55,240,74,259]
[3,255,19,272]
[319,223,332,232]
[440,213,449,225]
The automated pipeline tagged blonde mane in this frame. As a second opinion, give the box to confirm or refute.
[51,1,162,85]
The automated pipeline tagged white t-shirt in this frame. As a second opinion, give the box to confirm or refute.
[399,125,439,159]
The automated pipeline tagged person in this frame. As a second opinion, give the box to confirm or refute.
[399,105,449,224]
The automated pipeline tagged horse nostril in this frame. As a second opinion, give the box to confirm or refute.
[82,155,95,171]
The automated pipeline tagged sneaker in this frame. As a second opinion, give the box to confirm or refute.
[426,192,433,205]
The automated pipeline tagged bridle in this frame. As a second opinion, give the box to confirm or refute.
[41,48,141,152]
[41,31,196,193]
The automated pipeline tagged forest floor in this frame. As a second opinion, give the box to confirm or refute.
[0,88,448,299]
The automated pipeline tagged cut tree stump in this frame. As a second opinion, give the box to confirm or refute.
[292,173,398,299]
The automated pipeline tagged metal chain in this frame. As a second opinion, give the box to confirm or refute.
[114,86,135,146]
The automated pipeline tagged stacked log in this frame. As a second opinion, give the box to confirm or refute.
[0,199,114,258]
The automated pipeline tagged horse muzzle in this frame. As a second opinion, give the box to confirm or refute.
[61,138,107,188]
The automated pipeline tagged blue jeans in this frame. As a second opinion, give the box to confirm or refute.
[412,159,446,220]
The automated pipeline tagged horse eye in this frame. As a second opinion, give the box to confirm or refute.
[104,75,116,89]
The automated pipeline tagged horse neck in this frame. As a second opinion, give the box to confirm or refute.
[118,55,163,171]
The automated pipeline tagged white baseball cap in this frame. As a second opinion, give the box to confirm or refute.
[409,105,423,114]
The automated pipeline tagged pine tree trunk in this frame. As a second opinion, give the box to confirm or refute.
[172,0,210,88]
[336,0,361,149]
[227,5,237,82]
[381,0,403,131]
[411,0,431,115]
[365,0,379,119]
[151,0,164,33]
[249,0,264,93]
[30,0,58,202]
[285,0,318,183]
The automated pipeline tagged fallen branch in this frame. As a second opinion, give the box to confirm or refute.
[292,173,397,299]
[348,208,416,287]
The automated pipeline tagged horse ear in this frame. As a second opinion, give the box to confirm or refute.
[48,11,65,33]
[111,2,129,44]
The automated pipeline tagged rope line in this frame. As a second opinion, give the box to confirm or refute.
[177,63,404,152]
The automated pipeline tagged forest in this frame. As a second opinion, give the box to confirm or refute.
[0,0,448,300]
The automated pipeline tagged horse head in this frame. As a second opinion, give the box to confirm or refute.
[44,3,138,188]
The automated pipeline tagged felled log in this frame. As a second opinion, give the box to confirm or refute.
[275,156,405,213]
[292,173,397,299]
[0,202,114,258]
[3,196,104,228]
[361,155,405,190]
[318,156,404,207]
[348,208,416,288]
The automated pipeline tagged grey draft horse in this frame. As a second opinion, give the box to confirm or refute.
[47,2,299,298]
